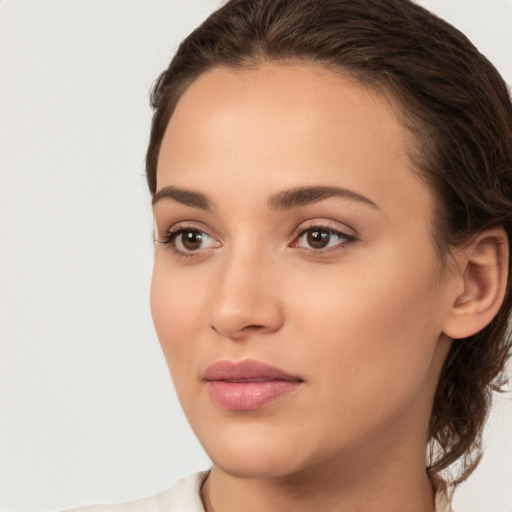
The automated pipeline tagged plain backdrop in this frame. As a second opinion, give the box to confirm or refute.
[1,1,511,511]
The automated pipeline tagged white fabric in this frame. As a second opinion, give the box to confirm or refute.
[64,470,454,511]
[64,471,208,512]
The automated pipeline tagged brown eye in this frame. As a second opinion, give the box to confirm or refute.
[293,226,354,252]
[180,230,205,251]
[160,224,221,257]
[306,229,331,249]
[162,227,220,254]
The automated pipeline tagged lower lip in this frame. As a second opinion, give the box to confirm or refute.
[207,380,301,410]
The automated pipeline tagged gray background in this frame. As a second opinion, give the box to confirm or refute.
[1,1,511,510]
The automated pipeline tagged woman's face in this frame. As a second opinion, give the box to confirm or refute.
[151,64,456,479]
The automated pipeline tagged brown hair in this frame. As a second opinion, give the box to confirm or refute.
[146,0,512,486]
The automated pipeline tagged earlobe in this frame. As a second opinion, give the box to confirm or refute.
[443,227,509,340]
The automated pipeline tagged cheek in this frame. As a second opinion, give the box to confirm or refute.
[150,261,206,372]
[289,247,445,394]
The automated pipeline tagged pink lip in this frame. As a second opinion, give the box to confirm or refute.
[203,359,303,410]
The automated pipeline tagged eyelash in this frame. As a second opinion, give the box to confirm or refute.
[158,222,357,259]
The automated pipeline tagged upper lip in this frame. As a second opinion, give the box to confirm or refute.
[203,359,303,382]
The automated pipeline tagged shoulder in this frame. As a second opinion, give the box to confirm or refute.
[63,471,209,512]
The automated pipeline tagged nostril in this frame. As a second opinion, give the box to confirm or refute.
[210,323,268,338]
[244,325,264,330]
[210,324,262,332]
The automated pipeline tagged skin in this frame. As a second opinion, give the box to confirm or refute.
[150,64,463,512]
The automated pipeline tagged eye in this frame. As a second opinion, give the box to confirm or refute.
[159,226,220,255]
[292,225,356,252]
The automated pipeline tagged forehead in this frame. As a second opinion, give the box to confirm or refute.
[157,64,432,224]
[165,64,404,154]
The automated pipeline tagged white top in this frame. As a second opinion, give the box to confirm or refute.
[64,472,208,512]
[65,471,454,512]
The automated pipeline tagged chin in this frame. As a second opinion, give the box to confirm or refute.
[197,425,313,479]
[210,451,307,480]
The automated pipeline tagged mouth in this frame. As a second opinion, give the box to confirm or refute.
[202,359,304,410]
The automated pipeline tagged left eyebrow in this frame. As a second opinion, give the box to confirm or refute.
[268,186,379,211]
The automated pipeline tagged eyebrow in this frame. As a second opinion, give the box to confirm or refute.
[152,186,212,210]
[152,185,379,212]
[268,186,379,211]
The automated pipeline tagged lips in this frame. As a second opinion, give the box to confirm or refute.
[203,359,303,410]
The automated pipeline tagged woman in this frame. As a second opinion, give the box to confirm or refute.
[68,0,512,510]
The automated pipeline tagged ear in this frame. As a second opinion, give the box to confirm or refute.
[443,227,509,340]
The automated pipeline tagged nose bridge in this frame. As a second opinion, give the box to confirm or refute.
[207,239,283,338]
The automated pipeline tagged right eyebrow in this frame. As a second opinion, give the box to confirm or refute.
[152,186,212,211]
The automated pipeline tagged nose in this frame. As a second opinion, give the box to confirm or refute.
[207,248,284,340]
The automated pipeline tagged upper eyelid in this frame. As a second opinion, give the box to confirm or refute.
[292,219,357,238]
[158,220,216,237]
[296,227,350,238]
[167,223,206,234]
